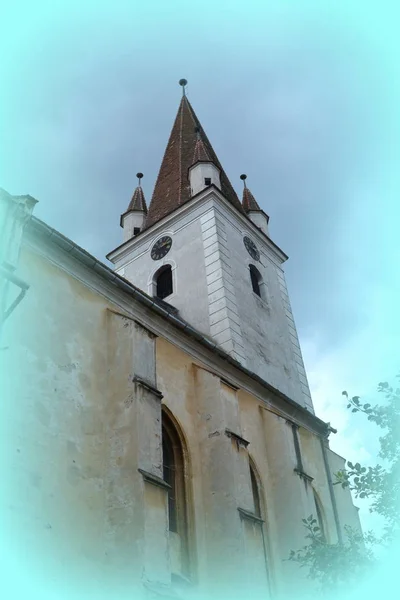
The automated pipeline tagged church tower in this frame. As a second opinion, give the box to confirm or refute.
[107,80,313,412]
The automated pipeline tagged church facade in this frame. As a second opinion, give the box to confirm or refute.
[0,84,361,599]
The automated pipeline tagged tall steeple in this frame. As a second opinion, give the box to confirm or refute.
[240,174,269,236]
[108,82,314,413]
[120,173,148,242]
[144,80,244,229]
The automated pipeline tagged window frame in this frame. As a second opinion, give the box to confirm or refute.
[154,264,173,300]
[162,409,190,577]
[313,489,327,541]
[249,264,262,298]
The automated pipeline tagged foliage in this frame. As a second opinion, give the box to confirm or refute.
[337,376,400,542]
[288,516,376,595]
[288,374,400,591]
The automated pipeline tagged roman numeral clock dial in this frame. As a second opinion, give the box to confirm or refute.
[151,236,172,260]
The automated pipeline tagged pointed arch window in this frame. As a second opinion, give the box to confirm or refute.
[250,464,262,518]
[249,264,262,298]
[313,490,326,541]
[155,265,173,300]
[162,410,189,576]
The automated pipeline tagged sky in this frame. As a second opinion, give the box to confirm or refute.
[1,0,399,534]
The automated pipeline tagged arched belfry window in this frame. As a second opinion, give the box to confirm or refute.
[155,265,173,300]
[249,264,262,298]
[162,409,189,576]
[313,490,326,541]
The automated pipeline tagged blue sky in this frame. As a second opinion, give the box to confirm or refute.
[2,0,399,534]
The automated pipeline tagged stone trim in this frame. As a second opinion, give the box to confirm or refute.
[133,319,159,338]
[133,376,163,400]
[238,507,264,524]
[293,468,314,483]
[225,428,250,449]
[138,469,171,491]
[220,376,239,391]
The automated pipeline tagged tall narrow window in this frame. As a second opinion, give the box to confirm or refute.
[155,265,173,299]
[249,264,262,297]
[162,410,189,576]
[250,464,261,518]
[313,490,326,541]
[163,430,177,532]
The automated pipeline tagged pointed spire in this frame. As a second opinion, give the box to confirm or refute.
[127,172,147,213]
[240,174,261,212]
[192,126,212,164]
[144,81,244,229]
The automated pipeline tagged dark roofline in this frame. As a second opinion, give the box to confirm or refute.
[27,214,327,437]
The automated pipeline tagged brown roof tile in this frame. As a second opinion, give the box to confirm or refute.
[242,186,261,212]
[144,96,244,229]
[127,186,147,213]
[192,132,212,164]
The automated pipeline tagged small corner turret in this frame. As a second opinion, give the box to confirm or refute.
[240,174,269,236]
[120,173,148,242]
[189,127,221,196]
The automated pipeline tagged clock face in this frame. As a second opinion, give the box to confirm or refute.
[151,236,172,261]
[243,236,260,261]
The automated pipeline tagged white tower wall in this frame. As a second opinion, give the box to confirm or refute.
[189,163,221,196]
[109,190,314,412]
[121,210,146,243]
[247,210,269,236]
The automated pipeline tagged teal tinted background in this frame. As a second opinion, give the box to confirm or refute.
[1,1,399,598]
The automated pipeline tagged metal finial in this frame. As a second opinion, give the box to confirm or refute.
[179,78,188,96]
[136,172,143,186]
[240,173,247,187]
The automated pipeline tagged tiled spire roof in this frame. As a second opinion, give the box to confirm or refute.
[242,186,261,212]
[240,174,261,212]
[192,128,212,164]
[126,173,147,213]
[144,94,244,229]
[127,185,147,213]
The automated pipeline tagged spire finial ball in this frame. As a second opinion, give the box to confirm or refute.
[240,174,247,181]
[136,172,143,184]
[179,79,188,96]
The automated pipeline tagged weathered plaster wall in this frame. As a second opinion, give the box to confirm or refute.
[327,448,363,538]
[156,337,333,598]
[1,246,170,596]
[1,236,361,600]
[1,246,110,588]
